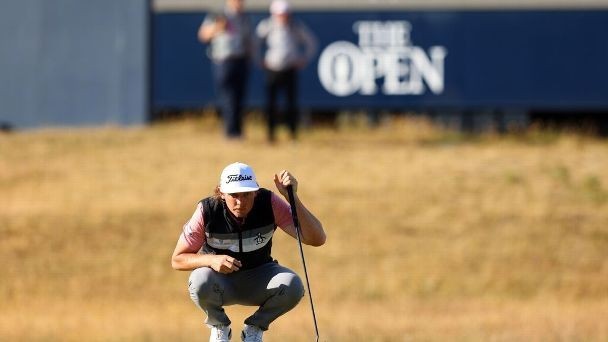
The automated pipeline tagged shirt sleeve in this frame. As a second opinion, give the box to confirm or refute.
[271,192,294,230]
[297,22,318,63]
[179,202,206,251]
[256,18,270,39]
[201,14,214,30]
[253,19,268,65]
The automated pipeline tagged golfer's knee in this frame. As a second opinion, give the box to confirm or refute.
[188,268,214,303]
[277,273,305,307]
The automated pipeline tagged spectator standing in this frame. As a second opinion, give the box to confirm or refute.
[198,0,253,139]
[256,0,318,143]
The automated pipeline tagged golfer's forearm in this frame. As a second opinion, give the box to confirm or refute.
[293,196,326,246]
[172,253,214,271]
[301,218,326,246]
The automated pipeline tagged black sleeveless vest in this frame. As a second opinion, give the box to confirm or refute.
[200,188,276,269]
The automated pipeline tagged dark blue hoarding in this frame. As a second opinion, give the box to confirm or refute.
[0,0,150,129]
[153,10,608,113]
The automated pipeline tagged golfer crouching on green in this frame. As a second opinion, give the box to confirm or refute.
[172,162,326,342]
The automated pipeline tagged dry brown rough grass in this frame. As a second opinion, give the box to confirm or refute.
[1,114,607,341]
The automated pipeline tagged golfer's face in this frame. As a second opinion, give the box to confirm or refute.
[223,191,256,218]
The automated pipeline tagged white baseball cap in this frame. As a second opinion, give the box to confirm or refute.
[270,0,290,15]
[219,162,260,193]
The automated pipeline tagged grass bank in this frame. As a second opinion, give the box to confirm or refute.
[1,114,607,341]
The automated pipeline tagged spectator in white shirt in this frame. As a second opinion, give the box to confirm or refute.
[256,0,318,143]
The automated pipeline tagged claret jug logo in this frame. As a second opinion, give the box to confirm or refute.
[318,20,447,97]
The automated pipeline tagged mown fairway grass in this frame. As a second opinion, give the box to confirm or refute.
[1,114,607,341]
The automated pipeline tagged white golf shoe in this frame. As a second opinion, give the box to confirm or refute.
[241,324,263,342]
[210,325,232,342]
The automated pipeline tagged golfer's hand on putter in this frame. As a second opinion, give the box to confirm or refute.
[274,170,297,197]
[211,255,241,274]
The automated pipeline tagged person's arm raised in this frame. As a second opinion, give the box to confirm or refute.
[274,170,326,246]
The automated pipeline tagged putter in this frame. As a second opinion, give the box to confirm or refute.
[286,185,320,342]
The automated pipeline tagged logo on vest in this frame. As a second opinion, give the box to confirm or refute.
[254,233,266,245]
[226,174,253,183]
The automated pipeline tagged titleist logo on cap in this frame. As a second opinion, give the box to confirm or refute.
[226,174,253,183]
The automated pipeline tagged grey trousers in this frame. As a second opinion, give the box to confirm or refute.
[188,261,304,331]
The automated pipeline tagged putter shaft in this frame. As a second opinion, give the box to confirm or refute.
[287,185,320,341]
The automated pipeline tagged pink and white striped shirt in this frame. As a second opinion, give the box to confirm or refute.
[179,192,293,251]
